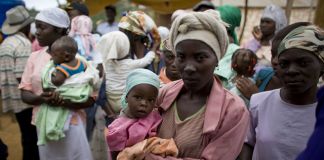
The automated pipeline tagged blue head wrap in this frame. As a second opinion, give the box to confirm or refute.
[121,69,160,108]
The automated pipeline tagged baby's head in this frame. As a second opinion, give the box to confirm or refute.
[231,49,257,77]
[122,69,160,119]
[51,36,78,65]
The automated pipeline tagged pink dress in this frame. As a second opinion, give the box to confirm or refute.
[106,110,162,151]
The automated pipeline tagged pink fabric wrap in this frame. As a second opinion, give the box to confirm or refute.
[106,110,162,151]
[69,15,96,56]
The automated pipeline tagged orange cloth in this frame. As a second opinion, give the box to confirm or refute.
[117,137,178,160]
[159,67,172,84]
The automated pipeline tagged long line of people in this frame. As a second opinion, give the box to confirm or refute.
[0,1,323,160]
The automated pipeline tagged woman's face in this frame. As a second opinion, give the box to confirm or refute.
[278,48,323,94]
[260,17,276,36]
[35,20,62,47]
[175,40,217,91]
[163,50,180,81]
[126,84,158,119]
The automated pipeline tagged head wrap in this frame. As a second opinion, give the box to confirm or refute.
[69,15,96,57]
[121,68,160,108]
[119,11,161,43]
[96,31,130,62]
[171,9,189,22]
[65,2,89,16]
[35,7,70,29]
[170,9,229,61]
[261,4,287,33]
[217,5,241,45]
[278,25,324,63]
[158,26,170,41]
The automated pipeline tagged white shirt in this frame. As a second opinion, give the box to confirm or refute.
[247,89,317,160]
[105,51,155,94]
[96,22,119,35]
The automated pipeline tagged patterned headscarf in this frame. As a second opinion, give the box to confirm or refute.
[278,25,324,63]
[170,9,229,61]
[69,15,96,57]
[261,4,287,33]
[119,11,161,44]
[218,5,241,45]
[35,7,70,29]
[121,69,160,108]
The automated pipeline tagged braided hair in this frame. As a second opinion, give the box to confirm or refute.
[231,48,257,77]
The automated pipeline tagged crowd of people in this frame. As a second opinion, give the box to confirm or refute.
[0,1,323,160]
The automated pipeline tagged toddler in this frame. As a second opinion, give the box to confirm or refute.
[106,69,162,152]
[230,48,257,107]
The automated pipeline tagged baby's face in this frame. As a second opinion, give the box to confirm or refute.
[126,84,158,118]
[51,47,66,65]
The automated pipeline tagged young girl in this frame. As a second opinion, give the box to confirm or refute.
[229,48,258,106]
[106,69,162,152]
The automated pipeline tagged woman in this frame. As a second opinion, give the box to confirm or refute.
[148,10,249,159]
[118,11,163,74]
[19,8,94,160]
[236,22,311,100]
[69,15,103,77]
[159,39,181,87]
[240,24,324,160]
[243,4,287,68]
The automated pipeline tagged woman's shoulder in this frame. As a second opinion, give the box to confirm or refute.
[221,87,248,112]
[250,89,280,110]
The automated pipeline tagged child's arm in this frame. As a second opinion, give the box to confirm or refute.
[51,69,67,86]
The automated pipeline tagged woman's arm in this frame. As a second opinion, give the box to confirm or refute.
[61,97,95,110]
[21,89,62,106]
[128,51,155,68]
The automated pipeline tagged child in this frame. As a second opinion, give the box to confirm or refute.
[229,48,257,107]
[50,36,87,87]
[36,36,99,145]
[106,69,162,154]
[96,31,157,115]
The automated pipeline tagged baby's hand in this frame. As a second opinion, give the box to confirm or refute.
[252,26,262,41]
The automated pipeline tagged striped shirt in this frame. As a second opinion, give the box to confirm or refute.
[0,32,32,113]
[158,103,207,158]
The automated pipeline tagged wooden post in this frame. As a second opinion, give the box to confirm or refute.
[314,0,324,28]
[239,0,248,43]
[285,0,294,24]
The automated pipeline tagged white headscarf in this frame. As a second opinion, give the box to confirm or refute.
[170,9,229,61]
[261,4,288,33]
[35,8,70,28]
[96,31,130,62]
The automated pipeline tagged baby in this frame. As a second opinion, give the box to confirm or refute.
[230,48,258,107]
[36,36,98,145]
[50,36,87,87]
[106,69,162,153]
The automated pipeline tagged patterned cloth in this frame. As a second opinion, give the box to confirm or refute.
[119,11,161,44]
[278,25,324,63]
[0,32,32,113]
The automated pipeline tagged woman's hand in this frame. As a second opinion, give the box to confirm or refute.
[252,26,262,41]
[40,91,64,106]
[236,77,259,100]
